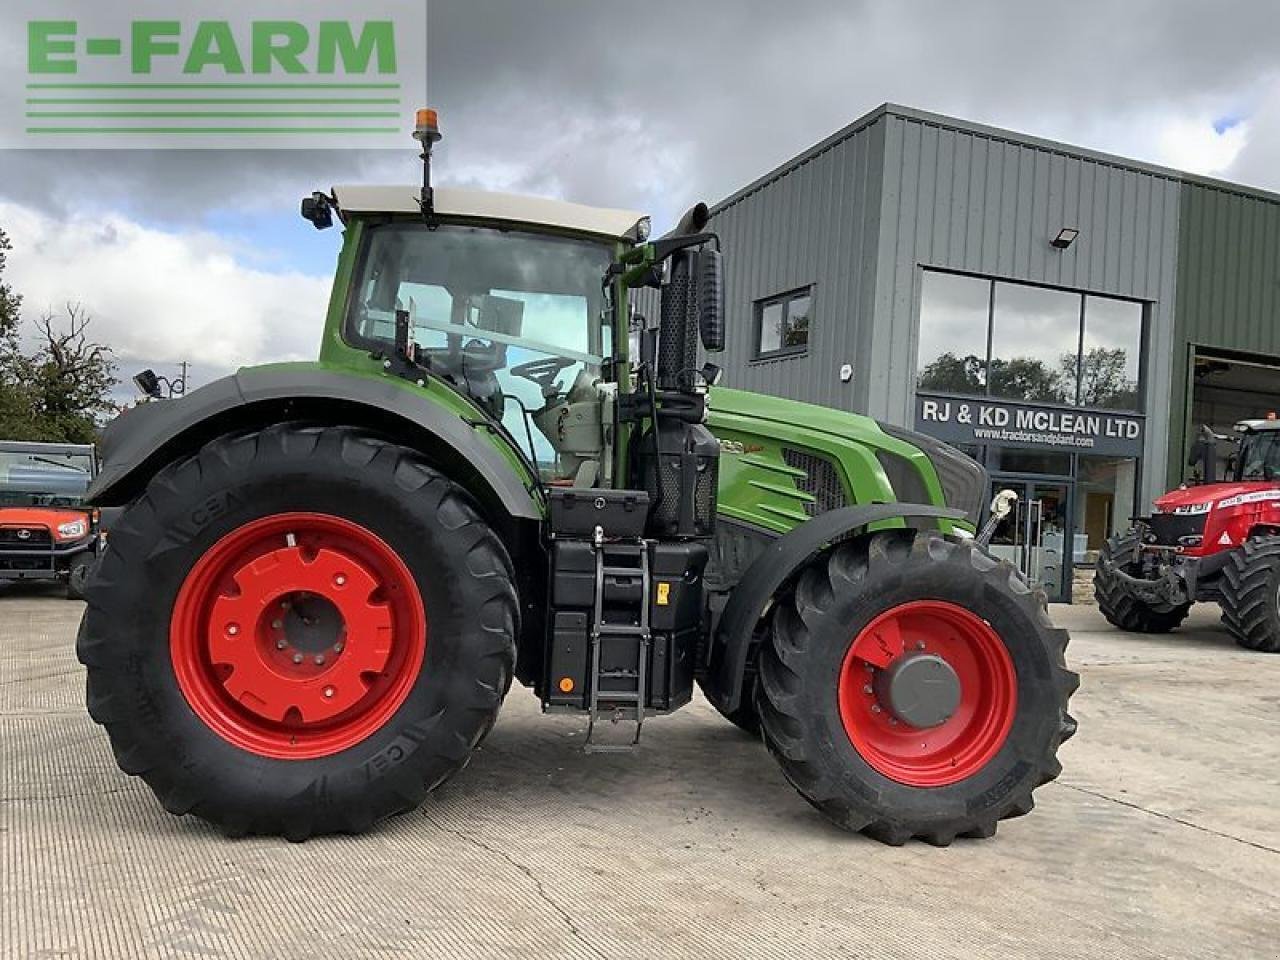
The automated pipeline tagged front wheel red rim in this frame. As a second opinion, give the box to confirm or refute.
[170,512,426,760]
[837,600,1017,787]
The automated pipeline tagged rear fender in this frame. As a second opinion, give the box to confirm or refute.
[703,503,963,714]
[89,366,542,524]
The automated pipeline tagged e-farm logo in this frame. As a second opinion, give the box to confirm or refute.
[6,2,427,149]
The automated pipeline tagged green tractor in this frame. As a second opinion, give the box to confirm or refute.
[78,111,1076,845]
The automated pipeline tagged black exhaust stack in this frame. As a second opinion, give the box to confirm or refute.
[636,202,722,539]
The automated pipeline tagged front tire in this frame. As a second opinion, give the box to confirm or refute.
[756,529,1077,845]
[77,424,518,839]
[1220,537,1280,652]
[66,552,94,600]
[1094,530,1191,633]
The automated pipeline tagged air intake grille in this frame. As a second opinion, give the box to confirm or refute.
[782,449,847,517]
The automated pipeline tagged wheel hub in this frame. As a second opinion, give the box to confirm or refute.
[170,512,426,760]
[873,653,961,729]
[837,600,1017,787]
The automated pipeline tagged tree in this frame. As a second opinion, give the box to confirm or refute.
[1071,347,1136,409]
[987,356,1067,403]
[0,230,119,442]
[918,351,985,393]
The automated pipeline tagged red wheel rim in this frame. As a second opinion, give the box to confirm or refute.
[170,513,426,760]
[837,600,1016,787]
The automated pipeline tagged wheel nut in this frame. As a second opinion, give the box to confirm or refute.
[916,641,926,650]
[323,686,335,698]
[333,642,344,653]
[871,704,882,714]
[276,639,287,650]
[226,623,239,636]
[271,619,282,630]
[314,654,325,665]
[334,574,347,587]
[863,685,873,695]
[292,653,304,664]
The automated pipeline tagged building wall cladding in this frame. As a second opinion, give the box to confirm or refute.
[710,105,1186,507]
[1170,182,1280,485]
[709,118,884,414]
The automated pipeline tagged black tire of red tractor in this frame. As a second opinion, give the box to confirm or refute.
[66,552,94,601]
[1220,537,1280,653]
[755,529,1077,846]
[76,423,518,840]
[1093,530,1191,633]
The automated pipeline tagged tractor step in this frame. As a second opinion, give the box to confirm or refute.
[585,541,651,753]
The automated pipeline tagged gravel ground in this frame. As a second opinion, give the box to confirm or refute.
[2,586,1276,959]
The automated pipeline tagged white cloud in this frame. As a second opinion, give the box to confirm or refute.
[0,201,330,388]
[1157,116,1250,176]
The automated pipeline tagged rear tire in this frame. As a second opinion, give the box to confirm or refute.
[1094,530,1191,633]
[756,529,1077,845]
[1220,537,1280,652]
[77,423,518,839]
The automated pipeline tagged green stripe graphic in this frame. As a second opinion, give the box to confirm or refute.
[28,98,400,104]
[27,82,401,90]
[27,112,399,118]
[26,127,400,134]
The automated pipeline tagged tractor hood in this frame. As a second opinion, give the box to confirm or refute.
[1154,482,1280,512]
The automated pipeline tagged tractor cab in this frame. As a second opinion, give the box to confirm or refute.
[1232,417,1280,482]
[326,184,645,487]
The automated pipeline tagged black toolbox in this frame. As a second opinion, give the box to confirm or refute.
[548,488,649,539]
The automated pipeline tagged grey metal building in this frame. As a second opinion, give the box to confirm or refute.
[709,103,1280,600]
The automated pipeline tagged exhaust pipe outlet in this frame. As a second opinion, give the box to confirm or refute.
[673,202,710,236]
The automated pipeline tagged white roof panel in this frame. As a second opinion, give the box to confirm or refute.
[332,185,645,240]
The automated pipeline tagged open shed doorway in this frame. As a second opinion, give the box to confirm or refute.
[1191,349,1280,478]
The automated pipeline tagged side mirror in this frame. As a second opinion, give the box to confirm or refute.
[697,247,724,352]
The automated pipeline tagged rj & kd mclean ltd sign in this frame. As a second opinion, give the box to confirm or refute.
[915,393,1145,458]
[5,0,426,149]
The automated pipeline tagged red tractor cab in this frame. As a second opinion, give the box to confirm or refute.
[0,441,101,599]
[1094,416,1280,650]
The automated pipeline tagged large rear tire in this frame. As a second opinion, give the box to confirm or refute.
[77,423,518,839]
[756,529,1077,845]
[1220,537,1280,652]
[1094,530,1191,633]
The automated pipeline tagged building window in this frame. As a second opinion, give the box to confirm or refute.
[917,272,990,395]
[989,281,1080,404]
[755,287,812,358]
[916,270,1146,413]
[1080,296,1142,410]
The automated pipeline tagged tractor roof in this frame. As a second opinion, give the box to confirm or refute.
[331,185,648,241]
[1234,418,1280,433]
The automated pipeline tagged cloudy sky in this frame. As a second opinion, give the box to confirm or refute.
[2,0,1279,398]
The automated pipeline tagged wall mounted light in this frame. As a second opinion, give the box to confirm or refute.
[1051,227,1079,249]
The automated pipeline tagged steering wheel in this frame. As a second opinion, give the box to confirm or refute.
[510,355,576,396]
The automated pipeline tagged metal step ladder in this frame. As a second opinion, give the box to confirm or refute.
[585,534,651,753]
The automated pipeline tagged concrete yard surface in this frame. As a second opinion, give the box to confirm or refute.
[2,588,1277,959]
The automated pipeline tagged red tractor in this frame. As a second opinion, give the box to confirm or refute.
[1094,417,1280,650]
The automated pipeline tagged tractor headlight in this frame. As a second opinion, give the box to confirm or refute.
[634,216,652,242]
[57,519,87,539]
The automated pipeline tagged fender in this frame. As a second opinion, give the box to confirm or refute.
[703,503,964,714]
[88,366,541,520]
